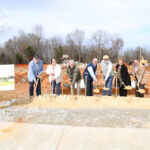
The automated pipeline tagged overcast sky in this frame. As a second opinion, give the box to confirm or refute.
[0,0,150,48]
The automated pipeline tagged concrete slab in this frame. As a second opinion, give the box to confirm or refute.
[0,122,64,150]
[60,126,150,150]
[1,107,150,128]
[0,122,150,150]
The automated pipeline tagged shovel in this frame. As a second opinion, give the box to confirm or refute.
[61,72,64,95]
[85,73,88,96]
[137,89,145,94]
[93,83,100,94]
[103,80,109,91]
[124,86,132,90]
[51,80,54,94]
[103,75,109,91]
[136,83,145,94]
[135,71,145,94]
[120,82,132,91]
[103,86,109,91]
[34,76,40,98]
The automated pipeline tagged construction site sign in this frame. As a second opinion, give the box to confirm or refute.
[0,64,15,91]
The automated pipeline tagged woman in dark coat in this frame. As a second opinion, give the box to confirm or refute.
[116,58,131,96]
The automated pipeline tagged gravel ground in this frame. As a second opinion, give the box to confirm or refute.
[0,107,150,128]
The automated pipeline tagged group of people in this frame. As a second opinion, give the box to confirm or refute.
[28,54,147,98]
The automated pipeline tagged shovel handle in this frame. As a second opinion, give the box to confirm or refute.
[85,73,88,96]
[62,72,63,95]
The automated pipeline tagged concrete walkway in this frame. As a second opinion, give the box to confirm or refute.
[0,122,150,150]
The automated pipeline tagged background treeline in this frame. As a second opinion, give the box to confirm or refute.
[0,24,150,64]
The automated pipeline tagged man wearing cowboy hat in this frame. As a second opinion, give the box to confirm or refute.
[101,55,114,96]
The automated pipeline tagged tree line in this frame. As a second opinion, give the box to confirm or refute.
[0,24,150,64]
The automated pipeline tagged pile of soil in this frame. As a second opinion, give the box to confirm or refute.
[13,95,150,109]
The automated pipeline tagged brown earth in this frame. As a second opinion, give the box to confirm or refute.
[14,95,150,109]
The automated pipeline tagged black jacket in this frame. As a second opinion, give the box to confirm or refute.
[116,64,131,87]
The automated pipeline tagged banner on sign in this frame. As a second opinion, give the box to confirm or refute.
[0,64,15,91]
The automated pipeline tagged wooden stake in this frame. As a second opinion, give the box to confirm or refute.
[115,72,118,96]
[62,71,64,95]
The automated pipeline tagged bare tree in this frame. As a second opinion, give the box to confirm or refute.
[66,29,84,63]
[2,25,148,65]
[0,12,9,39]
[33,24,44,54]
[72,29,84,63]
[49,36,63,62]
[111,35,124,62]
[66,33,76,60]
[92,30,111,62]
[43,39,52,63]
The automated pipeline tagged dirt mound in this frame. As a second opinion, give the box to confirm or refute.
[13,95,150,109]
[15,71,28,84]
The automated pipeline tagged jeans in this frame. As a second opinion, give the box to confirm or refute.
[29,79,41,96]
[85,79,93,96]
[51,81,61,95]
[103,76,114,96]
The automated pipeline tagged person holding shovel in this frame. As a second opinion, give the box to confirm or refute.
[83,58,98,96]
[101,55,114,96]
[46,58,62,95]
[28,54,43,97]
[66,60,81,95]
[133,58,147,97]
[115,58,131,96]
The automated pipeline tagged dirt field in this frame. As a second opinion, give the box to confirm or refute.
[12,95,150,109]
[0,64,150,101]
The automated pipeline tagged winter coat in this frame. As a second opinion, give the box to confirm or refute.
[46,64,62,84]
[66,65,81,85]
[133,63,147,84]
[116,64,131,87]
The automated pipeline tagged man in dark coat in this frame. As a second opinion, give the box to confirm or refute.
[116,58,131,96]
[83,58,98,96]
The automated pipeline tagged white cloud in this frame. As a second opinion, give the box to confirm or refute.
[0,0,150,48]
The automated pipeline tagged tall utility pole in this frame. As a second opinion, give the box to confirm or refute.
[140,47,142,59]
[35,37,40,52]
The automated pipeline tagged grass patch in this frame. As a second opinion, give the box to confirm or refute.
[0,81,14,86]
